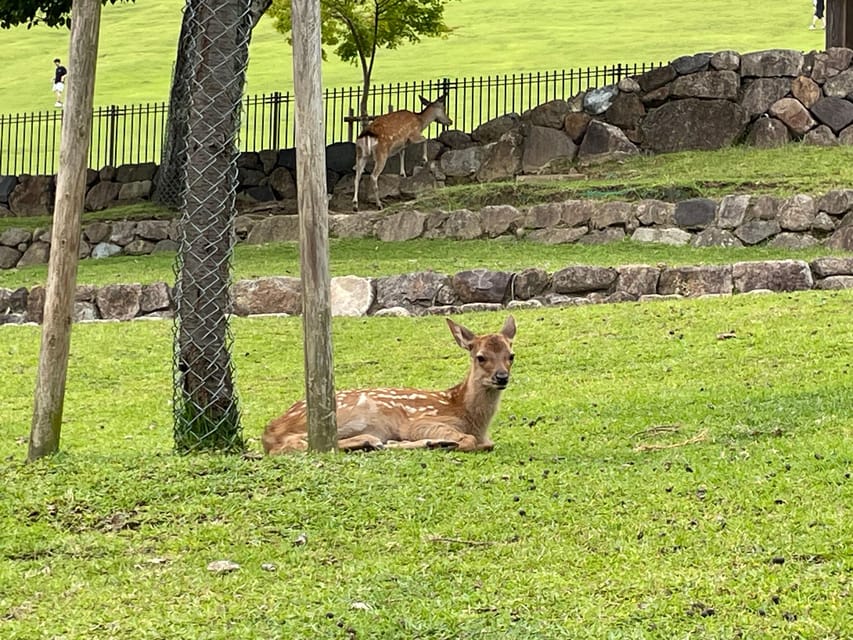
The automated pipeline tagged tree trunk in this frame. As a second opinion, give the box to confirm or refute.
[154,0,271,208]
[29,0,101,461]
[827,0,853,48]
[359,65,371,120]
[173,0,253,452]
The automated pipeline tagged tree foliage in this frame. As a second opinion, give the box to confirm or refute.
[268,0,453,116]
[0,0,126,29]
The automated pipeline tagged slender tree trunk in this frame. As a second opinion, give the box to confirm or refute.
[292,0,337,452]
[359,64,371,120]
[29,0,101,461]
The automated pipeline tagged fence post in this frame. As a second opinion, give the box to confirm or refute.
[346,108,355,142]
[108,105,118,167]
[270,91,281,150]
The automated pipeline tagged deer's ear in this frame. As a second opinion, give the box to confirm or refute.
[447,318,476,350]
[419,95,430,107]
[501,316,516,342]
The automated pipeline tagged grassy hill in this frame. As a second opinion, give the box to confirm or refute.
[0,0,826,115]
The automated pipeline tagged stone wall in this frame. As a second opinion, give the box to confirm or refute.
[2,257,852,326]
[3,48,853,222]
[2,189,853,270]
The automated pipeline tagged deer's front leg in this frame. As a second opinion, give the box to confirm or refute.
[406,423,482,451]
[399,146,407,178]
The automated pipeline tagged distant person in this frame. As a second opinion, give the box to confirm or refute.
[810,0,826,30]
[53,58,67,108]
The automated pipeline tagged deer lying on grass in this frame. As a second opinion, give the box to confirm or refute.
[262,316,516,454]
[353,94,452,211]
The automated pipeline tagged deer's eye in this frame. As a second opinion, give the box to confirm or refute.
[476,354,486,364]
[509,353,515,362]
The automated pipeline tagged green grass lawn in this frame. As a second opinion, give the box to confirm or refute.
[0,0,827,114]
[1,295,851,637]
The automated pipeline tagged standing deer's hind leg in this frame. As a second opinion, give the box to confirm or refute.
[371,151,389,210]
[353,143,369,211]
[352,138,371,211]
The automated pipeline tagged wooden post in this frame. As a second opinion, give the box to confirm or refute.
[827,0,853,48]
[28,0,101,461]
[291,0,337,451]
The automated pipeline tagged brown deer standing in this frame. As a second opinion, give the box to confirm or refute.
[262,316,516,454]
[353,94,452,211]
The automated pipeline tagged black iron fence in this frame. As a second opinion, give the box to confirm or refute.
[0,62,660,176]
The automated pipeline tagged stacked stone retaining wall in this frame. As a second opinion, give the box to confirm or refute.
[1,190,853,271]
[2,257,852,326]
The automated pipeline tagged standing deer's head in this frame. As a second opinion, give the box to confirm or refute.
[448,316,516,390]
[419,94,453,127]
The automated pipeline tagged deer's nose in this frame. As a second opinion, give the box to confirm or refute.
[494,371,510,387]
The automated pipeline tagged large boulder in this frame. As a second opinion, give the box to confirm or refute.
[552,265,617,293]
[268,167,297,199]
[115,162,156,183]
[636,65,677,92]
[521,126,576,174]
[245,215,300,244]
[670,70,739,100]
[0,246,21,269]
[616,265,660,298]
[471,114,521,144]
[810,97,853,134]
[443,209,483,240]
[583,85,619,115]
[232,276,301,316]
[85,181,121,212]
[576,120,639,164]
[734,219,781,244]
[17,241,50,266]
[658,265,733,296]
[373,271,455,313]
[604,92,646,130]
[777,194,816,231]
[740,49,804,77]
[746,117,791,148]
[326,142,356,174]
[790,75,821,108]
[674,198,716,229]
[768,98,816,135]
[641,99,748,153]
[528,100,571,129]
[439,146,485,178]
[740,78,792,117]
[374,210,426,241]
[331,276,372,317]
[451,269,512,303]
[480,205,521,238]
[823,68,853,98]
[732,260,813,292]
[96,284,143,321]
[8,175,54,216]
[477,133,524,182]
[0,176,17,205]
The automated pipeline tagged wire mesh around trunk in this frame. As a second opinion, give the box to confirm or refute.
[172,0,253,453]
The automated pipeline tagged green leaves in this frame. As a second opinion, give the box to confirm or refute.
[268,0,452,65]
